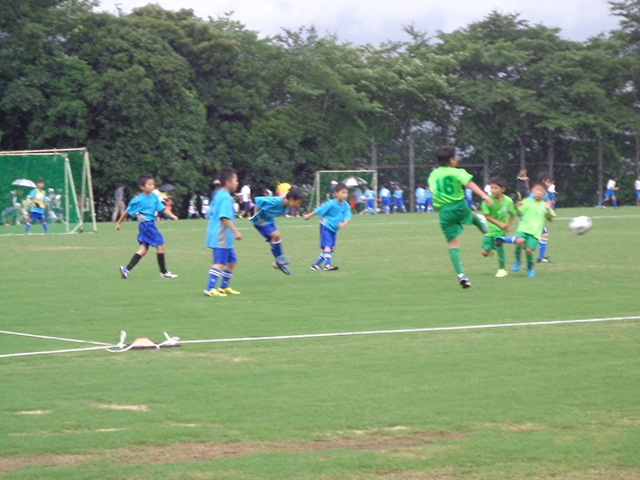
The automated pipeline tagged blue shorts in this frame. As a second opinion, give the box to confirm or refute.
[427,198,432,206]
[393,198,404,207]
[605,188,615,198]
[381,197,391,207]
[465,197,474,207]
[636,190,640,199]
[213,248,237,265]
[29,211,45,222]
[254,223,277,242]
[547,192,556,200]
[137,221,164,247]
[416,201,425,207]
[319,224,337,250]
[366,199,374,209]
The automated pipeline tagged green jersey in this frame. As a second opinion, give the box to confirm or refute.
[427,167,473,210]
[481,194,517,238]
[517,197,550,239]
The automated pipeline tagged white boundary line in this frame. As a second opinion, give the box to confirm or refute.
[0,345,117,359]
[0,330,111,346]
[179,315,640,345]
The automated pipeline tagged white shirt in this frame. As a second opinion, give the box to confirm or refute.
[606,179,616,190]
[635,180,640,191]
[484,184,491,195]
[548,184,556,193]
[240,185,251,202]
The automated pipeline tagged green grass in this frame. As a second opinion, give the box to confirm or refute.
[1,208,639,479]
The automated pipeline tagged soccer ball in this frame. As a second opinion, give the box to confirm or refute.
[569,216,592,235]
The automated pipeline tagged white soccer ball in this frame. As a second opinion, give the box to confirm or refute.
[569,216,592,235]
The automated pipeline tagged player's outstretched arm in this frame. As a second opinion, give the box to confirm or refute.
[303,212,316,221]
[162,208,178,222]
[115,211,129,232]
[466,181,492,206]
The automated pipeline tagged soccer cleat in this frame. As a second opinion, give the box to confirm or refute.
[323,265,339,271]
[476,213,489,233]
[160,271,178,278]
[276,255,290,265]
[219,287,240,295]
[527,268,535,278]
[537,257,552,263]
[310,264,322,271]
[120,266,129,279]
[203,288,227,297]
[512,260,521,272]
[273,262,291,275]
[495,269,508,278]
[458,274,471,288]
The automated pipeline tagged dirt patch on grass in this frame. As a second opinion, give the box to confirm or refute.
[498,422,547,432]
[0,431,459,473]
[16,410,50,415]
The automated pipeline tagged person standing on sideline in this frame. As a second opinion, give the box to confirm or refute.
[635,175,640,206]
[112,184,126,222]
[415,185,427,213]
[516,169,530,201]
[240,182,252,218]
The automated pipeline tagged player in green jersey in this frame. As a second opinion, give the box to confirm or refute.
[480,176,518,278]
[512,182,555,278]
[427,146,492,289]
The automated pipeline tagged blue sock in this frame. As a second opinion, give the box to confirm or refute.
[42,222,48,234]
[271,241,283,259]
[314,253,324,265]
[613,199,618,208]
[221,270,232,289]
[25,222,32,233]
[207,268,221,290]
[324,252,332,266]
[503,236,517,244]
[538,238,547,260]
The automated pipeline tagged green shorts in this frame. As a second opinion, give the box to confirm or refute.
[481,234,504,251]
[438,200,473,243]
[517,232,539,250]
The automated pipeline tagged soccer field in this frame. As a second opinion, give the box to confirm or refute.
[1,209,639,479]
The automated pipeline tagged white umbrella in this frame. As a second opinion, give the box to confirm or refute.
[12,179,36,188]
[341,176,368,187]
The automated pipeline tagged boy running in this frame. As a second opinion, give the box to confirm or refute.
[364,186,375,214]
[204,167,242,297]
[427,146,491,288]
[116,175,178,279]
[480,176,517,278]
[512,182,554,278]
[303,182,351,271]
[25,179,48,234]
[600,176,619,208]
[393,185,407,213]
[251,186,304,275]
[378,185,391,214]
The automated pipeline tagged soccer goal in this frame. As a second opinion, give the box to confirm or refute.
[0,148,97,235]
[310,170,378,211]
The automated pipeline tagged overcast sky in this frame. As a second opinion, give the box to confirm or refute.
[99,0,620,45]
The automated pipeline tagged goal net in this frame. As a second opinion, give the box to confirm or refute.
[310,170,378,211]
[0,148,97,235]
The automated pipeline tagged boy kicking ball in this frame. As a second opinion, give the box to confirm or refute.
[303,182,351,271]
[427,146,492,288]
[116,175,179,279]
[250,186,304,274]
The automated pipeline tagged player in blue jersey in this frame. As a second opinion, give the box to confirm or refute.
[25,179,48,234]
[364,186,375,214]
[392,185,407,213]
[425,186,434,212]
[204,167,243,297]
[303,182,351,271]
[415,185,427,213]
[251,186,304,275]
[464,187,476,210]
[116,175,179,279]
[378,185,391,214]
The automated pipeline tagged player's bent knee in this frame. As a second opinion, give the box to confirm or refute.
[481,250,489,257]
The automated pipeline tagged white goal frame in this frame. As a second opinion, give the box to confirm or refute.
[0,147,97,233]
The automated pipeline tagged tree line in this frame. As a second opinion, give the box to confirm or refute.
[3,0,640,213]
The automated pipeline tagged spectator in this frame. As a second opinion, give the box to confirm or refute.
[112,184,126,222]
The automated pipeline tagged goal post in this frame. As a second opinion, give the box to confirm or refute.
[0,148,97,235]
[310,170,378,211]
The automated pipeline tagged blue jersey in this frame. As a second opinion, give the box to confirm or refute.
[393,189,403,199]
[364,190,375,201]
[251,196,285,227]
[425,189,432,199]
[28,188,46,214]
[315,198,351,233]
[206,189,235,249]
[464,188,473,200]
[379,188,390,198]
[528,192,550,201]
[126,193,165,222]
[415,188,426,203]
